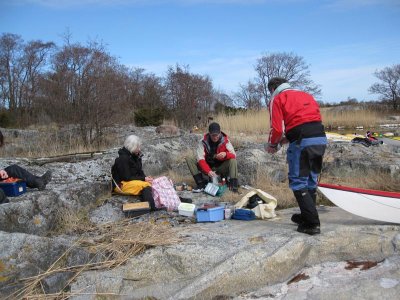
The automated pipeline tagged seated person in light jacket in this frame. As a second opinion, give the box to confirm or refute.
[0,130,52,204]
[111,134,156,211]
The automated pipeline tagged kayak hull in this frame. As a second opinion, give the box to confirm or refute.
[318,183,400,224]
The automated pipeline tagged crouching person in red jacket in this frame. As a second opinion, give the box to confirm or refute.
[186,122,239,192]
[266,77,327,235]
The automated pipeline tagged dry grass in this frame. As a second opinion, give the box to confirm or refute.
[212,108,395,136]
[162,169,194,187]
[320,170,399,192]
[252,167,295,209]
[10,220,180,300]
[320,107,389,129]
[214,110,270,135]
[2,128,117,158]
[51,208,95,235]
[2,107,396,158]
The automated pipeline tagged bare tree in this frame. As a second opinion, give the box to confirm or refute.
[214,90,234,107]
[234,80,263,109]
[0,33,54,125]
[255,52,321,105]
[369,64,400,110]
[165,64,214,127]
[42,40,126,145]
[19,40,55,123]
[0,33,23,111]
[129,69,165,110]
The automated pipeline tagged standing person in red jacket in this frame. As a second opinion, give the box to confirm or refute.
[186,122,239,192]
[266,77,327,235]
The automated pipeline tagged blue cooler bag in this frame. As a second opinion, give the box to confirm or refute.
[232,208,256,221]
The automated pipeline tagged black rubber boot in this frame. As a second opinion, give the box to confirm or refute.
[293,189,320,235]
[291,188,317,225]
[193,173,207,192]
[229,178,239,193]
[32,171,53,190]
[141,186,156,211]
[0,189,9,204]
[291,213,303,225]
[41,171,52,186]
[309,188,317,205]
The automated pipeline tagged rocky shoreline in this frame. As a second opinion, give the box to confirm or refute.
[0,126,399,299]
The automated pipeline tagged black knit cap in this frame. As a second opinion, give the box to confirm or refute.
[208,122,221,134]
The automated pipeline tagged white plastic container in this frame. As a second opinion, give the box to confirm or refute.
[178,203,196,217]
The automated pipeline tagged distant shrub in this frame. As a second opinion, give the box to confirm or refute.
[134,108,165,127]
[214,102,247,116]
[0,110,14,127]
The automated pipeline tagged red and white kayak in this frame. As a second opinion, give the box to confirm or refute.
[318,183,400,224]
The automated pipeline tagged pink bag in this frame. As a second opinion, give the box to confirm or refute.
[151,176,181,210]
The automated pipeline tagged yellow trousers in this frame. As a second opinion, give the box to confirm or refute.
[114,180,151,195]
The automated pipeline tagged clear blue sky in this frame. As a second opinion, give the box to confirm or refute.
[1,0,399,103]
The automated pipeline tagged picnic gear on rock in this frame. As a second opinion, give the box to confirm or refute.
[0,178,27,197]
[123,202,151,218]
[204,182,227,197]
[179,197,193,203]
[178,203,196,217]
[151,176,181,211]
[196,205,224,222]
[232,208,256,221]
[234,189,277,219]
[220,202,234,220]
[175,183,193,191]
[224,207,233,219]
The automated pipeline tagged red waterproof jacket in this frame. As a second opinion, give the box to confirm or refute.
[196,132,236,174]
[268,88,322,145]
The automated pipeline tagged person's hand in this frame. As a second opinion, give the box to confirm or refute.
[280,137,289,145]
[145,176,154,183]
[208,171,217,178]
[265,143,279,154]
[267,146,278,154]
[0,169,8,179]
[215,152,226,160]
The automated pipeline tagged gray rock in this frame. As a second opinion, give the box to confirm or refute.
[42,271,75,294]
[69,207,400,300]
[89,203,124,225]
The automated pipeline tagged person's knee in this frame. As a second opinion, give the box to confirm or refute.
[228,158,237,166]
[289,177,308,191]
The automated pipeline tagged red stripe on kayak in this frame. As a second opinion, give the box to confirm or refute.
[318,183,400,199]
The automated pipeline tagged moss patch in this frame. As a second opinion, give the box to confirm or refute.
[0,260,9,282]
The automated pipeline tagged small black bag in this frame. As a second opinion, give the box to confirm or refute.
[246,194,261,209]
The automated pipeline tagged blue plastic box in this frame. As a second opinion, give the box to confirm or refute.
[0,181,27,197]
[196,206,224,222]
